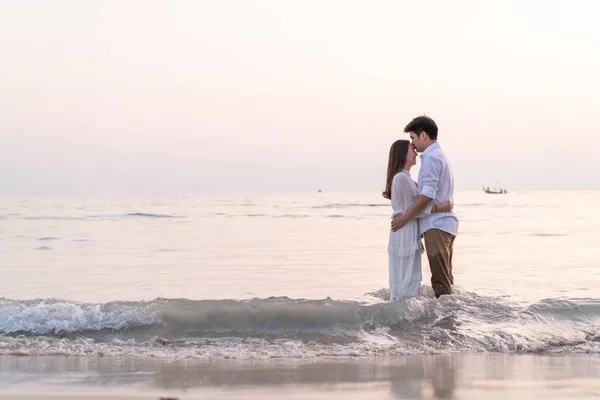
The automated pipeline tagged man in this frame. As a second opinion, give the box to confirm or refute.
[391,116,459,298]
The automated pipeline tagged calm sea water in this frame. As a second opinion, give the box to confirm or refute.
[1,191,599,359]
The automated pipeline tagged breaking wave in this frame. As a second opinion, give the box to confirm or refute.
[1,289,599,359]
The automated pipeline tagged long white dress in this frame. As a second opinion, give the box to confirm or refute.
[388,170,432,301]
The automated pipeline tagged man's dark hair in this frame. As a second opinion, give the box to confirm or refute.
[403,115,438,140]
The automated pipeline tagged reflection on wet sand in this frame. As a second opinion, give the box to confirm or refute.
[2,354,600,400]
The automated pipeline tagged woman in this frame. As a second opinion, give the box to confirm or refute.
[383,140,452,301]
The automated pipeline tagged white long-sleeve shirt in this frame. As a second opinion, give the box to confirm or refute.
[417,142,459,236]
[389,170,427,257]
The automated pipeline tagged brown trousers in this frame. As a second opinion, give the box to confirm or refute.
[423,229,455,298]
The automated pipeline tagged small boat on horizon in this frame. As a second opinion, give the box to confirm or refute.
[482,185,507,194]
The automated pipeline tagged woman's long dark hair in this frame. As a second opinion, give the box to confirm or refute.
[382,139,410,199]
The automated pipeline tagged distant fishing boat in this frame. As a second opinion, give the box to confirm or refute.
[482,185,507,194]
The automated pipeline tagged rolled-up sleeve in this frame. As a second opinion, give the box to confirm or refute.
[420,156,442,199]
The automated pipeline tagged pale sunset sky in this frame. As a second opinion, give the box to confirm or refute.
[1,0,599,194]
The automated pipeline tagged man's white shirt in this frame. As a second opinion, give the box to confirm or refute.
[417,142,459,236]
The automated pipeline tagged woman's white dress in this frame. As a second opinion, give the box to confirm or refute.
[388,170,431,301]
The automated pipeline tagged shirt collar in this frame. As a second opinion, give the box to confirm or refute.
[420,142,440,159]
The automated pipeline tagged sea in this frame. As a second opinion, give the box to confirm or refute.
[1,190,599,362]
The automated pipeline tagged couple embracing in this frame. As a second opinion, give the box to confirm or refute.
[384,116,459,301]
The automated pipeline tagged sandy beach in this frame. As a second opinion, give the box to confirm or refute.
[2,353,600,399]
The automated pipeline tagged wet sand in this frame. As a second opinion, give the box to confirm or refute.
[1,353,600,399]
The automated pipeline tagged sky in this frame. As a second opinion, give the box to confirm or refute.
[1,0,599,194]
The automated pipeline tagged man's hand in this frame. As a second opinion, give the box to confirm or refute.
[391,213,409,232]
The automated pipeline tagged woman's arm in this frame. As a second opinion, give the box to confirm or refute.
[393,174,418,214]
[392,197,452,231]
[413,200,453,218]
[394,175,453,214]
